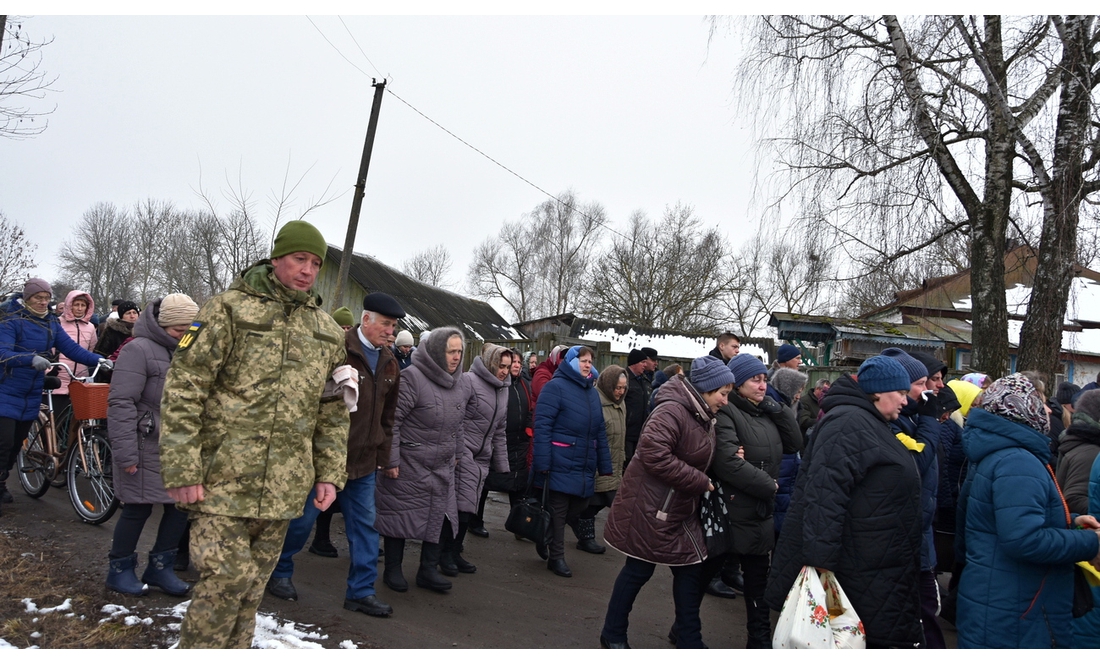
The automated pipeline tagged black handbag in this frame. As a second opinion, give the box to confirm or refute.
[699,477,736,558]
[1072,564,1094,619]
[505,476,551,547]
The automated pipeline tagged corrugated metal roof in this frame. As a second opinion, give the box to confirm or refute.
[322,246,521,341]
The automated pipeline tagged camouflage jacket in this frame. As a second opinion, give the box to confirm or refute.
[158,261,349,520]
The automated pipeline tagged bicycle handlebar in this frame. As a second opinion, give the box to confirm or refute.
[47,360,102,382]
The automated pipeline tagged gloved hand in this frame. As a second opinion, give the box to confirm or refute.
[758,396,784,415]
[97,357,114,371]
[31,355,50,372]
[917,390,940,418]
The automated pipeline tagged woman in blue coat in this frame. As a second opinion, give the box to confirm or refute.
[957,372,1100,648]
[533,345,612,578]
[0,279,106,510]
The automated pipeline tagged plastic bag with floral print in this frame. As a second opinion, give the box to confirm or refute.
[773,566,865,649]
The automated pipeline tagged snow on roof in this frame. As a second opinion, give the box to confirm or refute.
[1006,319,1100,357]
[954,275,1100,325]
[575,325,774,364]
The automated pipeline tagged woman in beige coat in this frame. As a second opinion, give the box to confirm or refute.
[573,365,628,554]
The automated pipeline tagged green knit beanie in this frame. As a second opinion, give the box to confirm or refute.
[271,220,328,263]
[332,306,355,327]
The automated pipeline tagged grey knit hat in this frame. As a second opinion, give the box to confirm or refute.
[881,348,928,383]
[22,277,52,301]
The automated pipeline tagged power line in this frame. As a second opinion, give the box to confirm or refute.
[306,16,627,241]
[338,16,384,79]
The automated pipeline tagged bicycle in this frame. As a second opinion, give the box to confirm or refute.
[17,361,119,524]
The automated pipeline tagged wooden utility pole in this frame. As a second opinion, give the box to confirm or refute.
[333,78,386,307]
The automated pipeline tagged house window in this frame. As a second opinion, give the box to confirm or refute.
[956,350,971,370]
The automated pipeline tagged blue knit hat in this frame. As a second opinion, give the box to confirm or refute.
[880,348,927,383]
[689,355,736,393]
[857,356,911,394]
[728,354,768,388]
[776,343,801,364]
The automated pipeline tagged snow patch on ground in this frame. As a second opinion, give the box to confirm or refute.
[8,597,350,649]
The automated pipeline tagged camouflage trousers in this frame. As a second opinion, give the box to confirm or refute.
[177,513,290,649]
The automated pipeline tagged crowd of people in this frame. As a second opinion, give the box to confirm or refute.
[3,219,1100,649]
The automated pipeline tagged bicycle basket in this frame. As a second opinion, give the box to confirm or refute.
[69,381,110,420]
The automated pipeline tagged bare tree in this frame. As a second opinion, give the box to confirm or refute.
[0,15,56,139]
[467,190,605,321]
[723,231,836,336]
[467,220,542,322]
[583,203,730,334]
[58,202,135,310]
[402,244,453,288]
[0,210,37,293]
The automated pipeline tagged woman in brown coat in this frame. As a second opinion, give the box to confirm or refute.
[600,355,736,649]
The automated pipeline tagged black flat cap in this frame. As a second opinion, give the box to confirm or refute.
[627,349,647,365]
[362,292,406,318]
[641,347,658,359]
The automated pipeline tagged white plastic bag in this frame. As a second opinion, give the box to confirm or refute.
[773,566,866,649]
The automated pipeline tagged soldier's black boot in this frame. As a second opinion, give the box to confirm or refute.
[415,542,452,593]
[106,553,149,596]
[745,596,772,648]
[142,550,192,597]
[0,478,13,504]
[575,517,606,554]
[382,537,408,592]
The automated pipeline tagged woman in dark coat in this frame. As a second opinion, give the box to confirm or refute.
[487,349,533,507]
[445,343,511,575]
[710,355,803,648]
[532,345,612,578]
[957,373,1100,648]
[0,279,105,511]
[600,355,735,649]
[94,300,139,360]
[530,344,568,401]
[105,295,199,597]
[375,327,471,594]
[765,355,924,648]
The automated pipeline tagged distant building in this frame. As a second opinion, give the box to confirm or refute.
[769,245,1100,384]
[315,246,521,342]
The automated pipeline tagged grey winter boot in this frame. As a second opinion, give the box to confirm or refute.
[106,553,149,596]
[575,517,606,554]
[141,550,192,596]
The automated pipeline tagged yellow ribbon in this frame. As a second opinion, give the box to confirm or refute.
[896,432,925,453]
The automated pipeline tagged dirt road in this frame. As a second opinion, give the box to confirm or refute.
[4,488,754,648]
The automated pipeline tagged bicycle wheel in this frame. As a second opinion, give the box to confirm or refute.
[50,403,74,488]
[17,418,53,498]
[67,431,119,524]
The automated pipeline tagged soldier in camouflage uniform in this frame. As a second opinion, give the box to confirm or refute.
[159,220,350,649]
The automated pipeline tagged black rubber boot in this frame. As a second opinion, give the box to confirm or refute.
[745,596,772,648]
[174,524,190,571]
[141,550,192,596]
[575,517,606,554]
[0,479,13,504]
[451,520,476,573]
[382,537,408,592]
[415,542,452,592]
[106,553,149,596]
[439,530,459,577]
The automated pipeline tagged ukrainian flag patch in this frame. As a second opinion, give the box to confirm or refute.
[178,321,204,350]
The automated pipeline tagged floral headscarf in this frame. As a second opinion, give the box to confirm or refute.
[981,373,1050,434]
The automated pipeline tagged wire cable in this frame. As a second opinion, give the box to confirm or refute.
[338,16,384,79]
[307,16,625,241]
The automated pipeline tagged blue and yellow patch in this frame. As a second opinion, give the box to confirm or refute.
[177,321,204,350]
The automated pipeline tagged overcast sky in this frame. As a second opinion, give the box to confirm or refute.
[1,13,756,293]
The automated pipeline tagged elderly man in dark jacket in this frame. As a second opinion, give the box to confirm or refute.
[267,292,405,618]
[1057,389,1100,514]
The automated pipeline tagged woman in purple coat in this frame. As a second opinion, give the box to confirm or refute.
[444,343,511,575]
[375,327,471,594]
[104,294,199,597]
